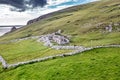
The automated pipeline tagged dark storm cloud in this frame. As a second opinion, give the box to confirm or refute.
[0,0,47,12]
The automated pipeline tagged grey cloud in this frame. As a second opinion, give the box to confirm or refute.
[0,0,47,12]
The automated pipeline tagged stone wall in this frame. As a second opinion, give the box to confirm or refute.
[51,45,85,50]
[0,56,8,69]
[0,45,119,69]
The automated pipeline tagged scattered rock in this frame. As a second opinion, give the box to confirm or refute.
[105,24,113,32]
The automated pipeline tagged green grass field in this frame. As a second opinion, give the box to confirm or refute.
[0,47,120,80]
[70,32,120,47]
[0,39,72,64]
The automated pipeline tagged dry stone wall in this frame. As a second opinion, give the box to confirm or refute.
[0,45,119,69]
[0,56,8,69]
[51,45,85,50]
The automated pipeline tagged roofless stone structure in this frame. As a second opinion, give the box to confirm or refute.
[37,30,70,46]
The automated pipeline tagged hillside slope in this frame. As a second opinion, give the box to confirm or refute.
[0,0,119,47]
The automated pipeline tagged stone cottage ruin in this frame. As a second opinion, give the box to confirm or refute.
[38,30,70,46]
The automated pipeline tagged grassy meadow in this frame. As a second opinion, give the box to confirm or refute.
[0,39,72,64]
[0,47,120,80]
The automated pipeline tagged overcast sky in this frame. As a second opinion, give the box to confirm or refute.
[0,0,98,25]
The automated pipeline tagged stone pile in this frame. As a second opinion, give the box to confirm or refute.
[38,34,53,46]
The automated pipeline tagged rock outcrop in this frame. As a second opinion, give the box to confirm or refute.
[27,13,54,25]
[105,24,113,32]
[10,26,17,32]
